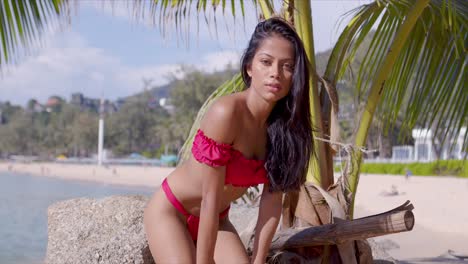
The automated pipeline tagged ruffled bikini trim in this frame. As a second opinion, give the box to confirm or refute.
[195,129,232,148]
[191,129,233,167]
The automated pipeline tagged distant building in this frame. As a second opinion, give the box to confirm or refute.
[70,93,84,106]
[159,97,174,113]
[392,145,414,161]
[412,128,435,161]
[115,98,126,111]
[45,96,64,112]
[71,93,99,112]
[392,127,467,162]
[33,103,45,112]
[26,99,45,112]
[70,93,117,114]
[45,96,62,107]
[441,127,467,160]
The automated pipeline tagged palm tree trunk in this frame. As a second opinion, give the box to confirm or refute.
[349,0,431,217]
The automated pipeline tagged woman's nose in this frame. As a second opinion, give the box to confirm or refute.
[270,64,280,79]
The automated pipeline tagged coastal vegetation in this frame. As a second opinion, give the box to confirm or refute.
[0,67,235,159]
[336,160,468,178]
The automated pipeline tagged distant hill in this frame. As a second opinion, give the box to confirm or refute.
[118,83,172,108]
[121,67,237,103]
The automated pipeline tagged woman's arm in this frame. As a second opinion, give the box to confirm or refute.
[196,165,225,264]
[195,98,238,263]
[251,183,283,264]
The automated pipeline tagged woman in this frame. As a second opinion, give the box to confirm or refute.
[144,17,313,264]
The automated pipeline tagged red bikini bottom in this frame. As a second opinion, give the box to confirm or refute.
[161,178,230,241]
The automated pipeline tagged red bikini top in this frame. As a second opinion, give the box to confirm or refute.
[191,129,269,187]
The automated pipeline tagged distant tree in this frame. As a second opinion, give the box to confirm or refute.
[106,91,168,156]
[0,110,35,155]
[26,99,39,112]
[0,102,22,124]
[70,112,98,157]
[166,67,236,147]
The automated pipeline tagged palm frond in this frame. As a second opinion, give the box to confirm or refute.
[380,0,467,150]
[131,0,267,45]
[335,0,467,151]
[0,0,69,72]
[332,0,467,217]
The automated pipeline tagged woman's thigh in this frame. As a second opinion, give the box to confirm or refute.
[144,191,196,263]
[214,218,250,264]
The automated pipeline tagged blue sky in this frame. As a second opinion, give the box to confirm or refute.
[0,0,371,106]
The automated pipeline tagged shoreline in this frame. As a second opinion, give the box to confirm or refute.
[0,162,174,189]
[2,162,467,260]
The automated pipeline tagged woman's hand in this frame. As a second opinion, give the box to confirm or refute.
[251,184,282,264]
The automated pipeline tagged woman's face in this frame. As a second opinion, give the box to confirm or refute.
[247,35,295,103]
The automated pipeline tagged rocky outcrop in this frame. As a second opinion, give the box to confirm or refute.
[45,195,153,264]
[45,195,394,264]
[45,195,259,264]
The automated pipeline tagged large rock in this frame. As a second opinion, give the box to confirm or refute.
[45,195,256,264]
[46,195,395,263]
[45,195,153,264]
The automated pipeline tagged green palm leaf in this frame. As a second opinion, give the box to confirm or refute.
[0,0,69,71]
[131,0,251,44]
[329,0,466,216]
[336,0,466,152]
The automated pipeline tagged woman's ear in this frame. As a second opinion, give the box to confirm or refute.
[246,64,252,77]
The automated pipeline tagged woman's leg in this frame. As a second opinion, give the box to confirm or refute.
[214,218,250,264]
[144,190,196,263]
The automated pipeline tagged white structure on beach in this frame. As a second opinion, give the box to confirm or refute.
[412,128,435,161]
[97,98,105,166]
[392,126,467,162]
[391,145,414,161]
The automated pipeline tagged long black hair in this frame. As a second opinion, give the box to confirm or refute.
[240,17,313,192]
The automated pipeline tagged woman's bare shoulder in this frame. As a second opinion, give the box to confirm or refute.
[200,93,245,143]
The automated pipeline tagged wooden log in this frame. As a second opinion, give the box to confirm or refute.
[270,201,414,251]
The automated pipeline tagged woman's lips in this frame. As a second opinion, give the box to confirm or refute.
[266,83,281,92]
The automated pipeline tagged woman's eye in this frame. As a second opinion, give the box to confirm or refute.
[261,60,271,65]
[283,63,294,71]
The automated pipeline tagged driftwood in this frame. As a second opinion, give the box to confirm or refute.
[236,173,417,263]
[271,200,414,251]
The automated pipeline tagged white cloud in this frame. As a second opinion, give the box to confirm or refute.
[0,30,241,106]
[200,51,241,72]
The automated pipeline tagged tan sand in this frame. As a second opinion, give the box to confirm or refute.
[1,162,467,260]
[354,173,468,260]
[0,162,173,189]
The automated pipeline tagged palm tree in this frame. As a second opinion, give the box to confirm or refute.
[1,0,466,258]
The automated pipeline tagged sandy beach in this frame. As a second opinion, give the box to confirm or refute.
[353,173,468,260]
[0,162,174,189]
[1,161,467,261]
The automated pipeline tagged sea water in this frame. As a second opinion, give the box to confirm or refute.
[0,172,153,264]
